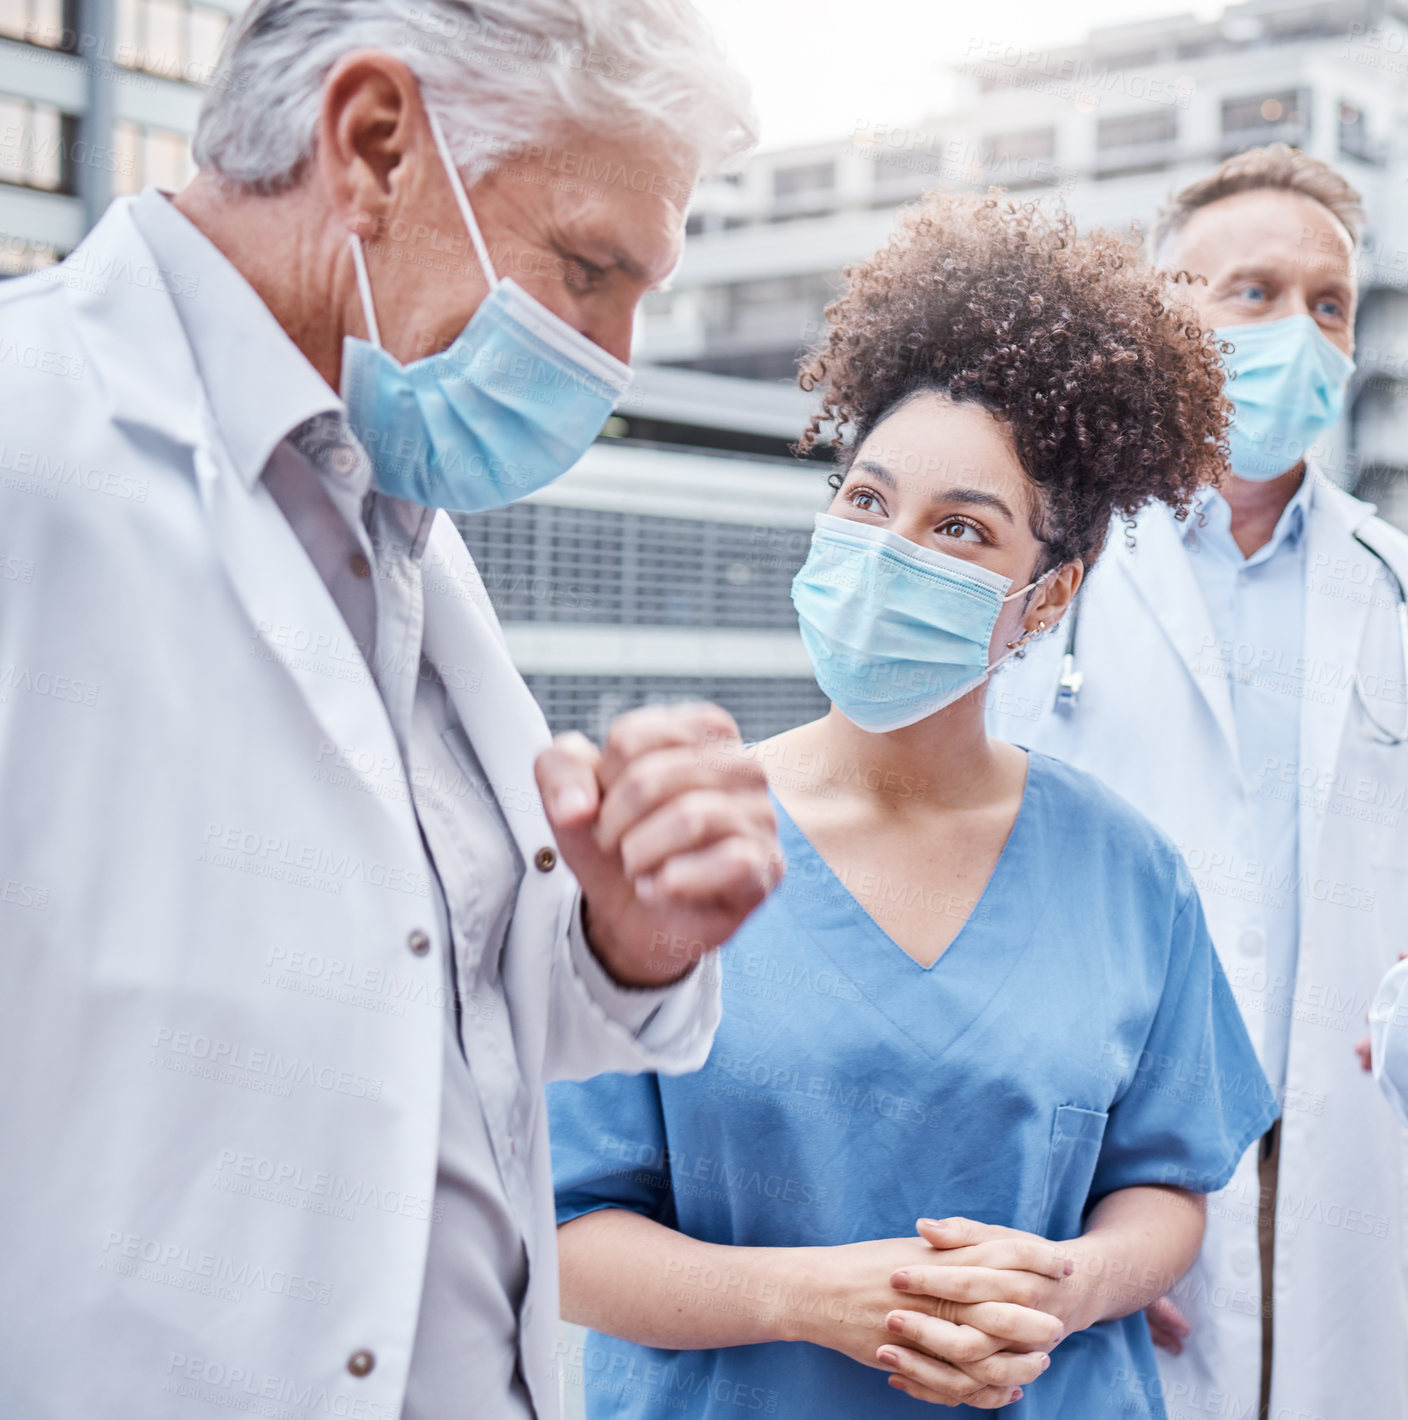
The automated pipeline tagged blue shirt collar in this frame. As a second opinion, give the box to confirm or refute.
[1185,468,1315,563]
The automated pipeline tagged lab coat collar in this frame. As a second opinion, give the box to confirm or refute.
[1298,463,1381,876]
[62,198,423,831]
[64,196,207,454]
[420,522,560,873]
[129,187,341,490]
[1114,500,1240,761]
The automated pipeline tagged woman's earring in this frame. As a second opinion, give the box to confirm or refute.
[1005,620,1047,650]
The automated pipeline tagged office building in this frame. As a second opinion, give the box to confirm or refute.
[642,0,1408,527]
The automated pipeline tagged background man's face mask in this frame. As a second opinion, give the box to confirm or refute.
[340,108,633,511]
[1215,313,1354,482]
[791,513,1051,734]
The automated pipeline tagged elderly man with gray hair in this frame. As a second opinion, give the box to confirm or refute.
[0,4,780,1418]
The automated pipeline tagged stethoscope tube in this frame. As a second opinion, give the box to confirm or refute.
[1053,529,1408,745]
[1351,530,1408,746]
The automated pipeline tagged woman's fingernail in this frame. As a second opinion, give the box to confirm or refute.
[635,875,657,902]
[1010,1389,1023,1403]
[917,1217,941,1229]
[890,1270,910,1290]
[886,1313,906,1334]
[1040,1354,1051,1373]
[877,1348,900,1368]
[1063,1258,1075,1277]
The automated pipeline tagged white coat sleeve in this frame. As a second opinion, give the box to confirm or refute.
[544,886,722,1084]
[1370,957,1408,1127]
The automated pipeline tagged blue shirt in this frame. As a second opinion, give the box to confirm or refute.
[1184,477,1312,1092]
[549,753,1277,1420]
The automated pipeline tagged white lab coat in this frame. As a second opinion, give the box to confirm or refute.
[0,200,717,1419]
[990,472,1408,1420]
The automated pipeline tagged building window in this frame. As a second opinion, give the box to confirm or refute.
[1095,48,1160,70]
[524,673,828,745]
[452,503,814,632]
[1338,101,1385,165]
[0,232,60,276]
[114,0,229,82]
[772,160,835,202]
[985,128,1056,163]
[871,146,948,187]
[0,96,68,191]
[0,0,64,47]
[113,119,194,194]
[1221,88,1308,144]
[980,127,1057,187]
[1096,109,1177,150]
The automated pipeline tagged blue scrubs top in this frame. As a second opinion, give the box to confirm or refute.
[549,753,1277,1419]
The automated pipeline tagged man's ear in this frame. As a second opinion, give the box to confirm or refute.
[316,50,426,238]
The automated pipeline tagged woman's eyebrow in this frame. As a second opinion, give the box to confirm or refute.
[852,460,896,486]
[851,462,1016,522]
[929,486,1016,522]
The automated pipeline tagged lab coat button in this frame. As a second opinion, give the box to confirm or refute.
[534,847,557,873]
[1233,1246,1257,1277]
[1238,927,1264,956]
[407,929,431,957]
[349,552,372,580]
[347,1350,375,1378]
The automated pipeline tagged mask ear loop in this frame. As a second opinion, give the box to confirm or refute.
[344,106,492,353]
[348,234,383,349]
[425,107,499,292]
[999,565,1059,656]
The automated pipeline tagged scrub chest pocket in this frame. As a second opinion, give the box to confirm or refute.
[1040,1105,1110,1239]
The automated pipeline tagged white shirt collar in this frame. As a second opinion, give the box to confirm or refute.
[129,187,342,489]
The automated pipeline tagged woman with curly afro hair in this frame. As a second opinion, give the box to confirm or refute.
[548,196,1277,1420]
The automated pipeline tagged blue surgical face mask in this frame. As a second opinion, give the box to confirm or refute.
[340,109,633,511]
[1216,314,1354,481]
[791,513,1050,734]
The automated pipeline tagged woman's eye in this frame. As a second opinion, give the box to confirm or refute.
[939,519,981,543]
[851,490,879,512]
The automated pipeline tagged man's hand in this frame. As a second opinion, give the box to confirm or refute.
[1146,1295,1191,1354]
[1355,952,1405,1071]
[535,703,782,988]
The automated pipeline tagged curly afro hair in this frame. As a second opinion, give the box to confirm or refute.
[797,194,1230,572]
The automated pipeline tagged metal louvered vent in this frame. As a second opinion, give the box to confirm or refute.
[523,675,829,744]
[452,505,811,629]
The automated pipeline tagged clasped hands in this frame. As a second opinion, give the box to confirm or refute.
[790,1217,1099,1409]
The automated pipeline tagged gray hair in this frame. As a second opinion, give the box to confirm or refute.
[194,0,757,193]
[1152,142,1365,265]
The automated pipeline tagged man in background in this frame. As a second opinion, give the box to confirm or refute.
[991,145,1408,1419]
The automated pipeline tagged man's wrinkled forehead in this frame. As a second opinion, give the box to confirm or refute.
[1170,188,1357,286]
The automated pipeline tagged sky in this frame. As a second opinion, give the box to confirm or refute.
[694,0,1224,151]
